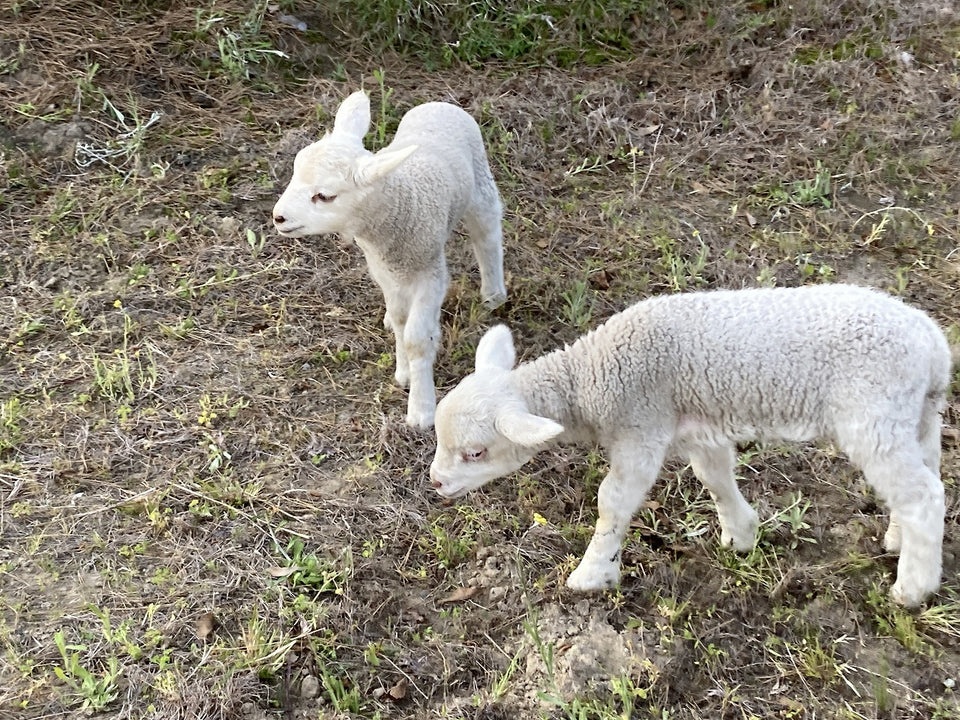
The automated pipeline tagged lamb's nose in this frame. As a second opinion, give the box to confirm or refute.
[430,480,442,489]
[274,214,285,225]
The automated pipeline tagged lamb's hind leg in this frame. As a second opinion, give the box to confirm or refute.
[462,194,506,309]
[881,397,943,555]
[856,445,944,607]
[567,437,668,591]
[688,444,759,552]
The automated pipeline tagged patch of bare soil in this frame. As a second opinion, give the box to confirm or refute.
[1,1,959,718]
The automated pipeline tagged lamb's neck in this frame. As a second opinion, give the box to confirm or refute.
[350,177,413,247]
[512,349,586,442]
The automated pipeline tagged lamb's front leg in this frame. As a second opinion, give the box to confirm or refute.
[363,249,412,389]
[567,442,666,591]
[382,297,410,388]
[402,277,446,429]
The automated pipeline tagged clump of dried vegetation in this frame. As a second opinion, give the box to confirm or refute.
[1,0,959,718]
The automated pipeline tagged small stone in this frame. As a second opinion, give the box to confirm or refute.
[218,216,242,238]
[476,546,493,561]
[300,674,320,699]
[483,555,502,574]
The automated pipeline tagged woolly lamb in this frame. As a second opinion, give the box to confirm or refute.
[273,91,507,429]
[429,284,951,607]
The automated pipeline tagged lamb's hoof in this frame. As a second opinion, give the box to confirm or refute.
[567,561,619,592]
[405,406,435,431]
[720,528,758,553]
[482,291,507,310]
[719,511,759,552]
[720,532,755,553]
[890,579,932,608]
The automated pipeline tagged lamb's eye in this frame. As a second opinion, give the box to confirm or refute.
[462,448,487,463]
[311,192,336,203]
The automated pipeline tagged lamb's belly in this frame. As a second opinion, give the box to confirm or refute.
[672,414,823,453]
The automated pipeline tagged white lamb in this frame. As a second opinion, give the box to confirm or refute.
[429,284,951,607]
[273,90,507,429]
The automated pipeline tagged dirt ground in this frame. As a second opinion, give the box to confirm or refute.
[2,1,960,718]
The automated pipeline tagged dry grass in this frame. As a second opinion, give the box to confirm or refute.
[2,0,960,718]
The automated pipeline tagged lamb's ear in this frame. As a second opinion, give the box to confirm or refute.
[332,91,371,141]
[495,410,564,448]
[352,145,417,185]
[476,325,515,371]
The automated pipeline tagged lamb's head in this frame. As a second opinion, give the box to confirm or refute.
[430,325,564,499]
[272,90,417,238]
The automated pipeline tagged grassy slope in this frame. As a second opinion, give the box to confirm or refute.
[1,0,959,718]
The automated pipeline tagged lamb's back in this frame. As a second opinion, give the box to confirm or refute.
[358,103,488,257]
[390,102,487,174]
[568,285,947,433]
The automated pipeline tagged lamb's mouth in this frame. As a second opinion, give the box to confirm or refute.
[436,485,470,500]
[276,224,305,236]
